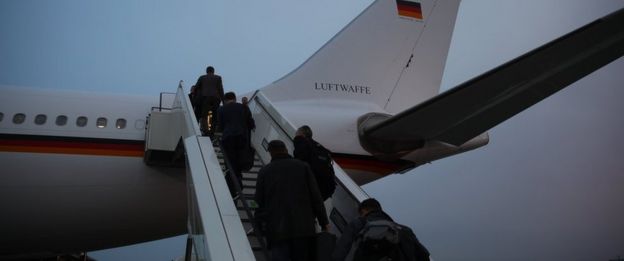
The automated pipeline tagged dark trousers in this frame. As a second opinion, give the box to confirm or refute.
[271,236,315,261]
[222,134,245,196]
[199,96,220,136]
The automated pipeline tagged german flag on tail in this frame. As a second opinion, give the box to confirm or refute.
[396,0,423,20]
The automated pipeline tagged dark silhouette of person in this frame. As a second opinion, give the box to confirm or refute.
[241,96,255,144]
[188,85,200,120]
[217,92,253,197]
[332,198,430,261]
[195,66,224,137]
[255,140,329,261]
[293,125,336,201]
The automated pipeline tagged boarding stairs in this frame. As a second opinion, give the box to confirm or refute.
[144,84,271,260]
[144,83,369,260]
[212,134,270,260]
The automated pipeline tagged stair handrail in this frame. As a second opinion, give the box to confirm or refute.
[248,91,370,233]
[153,92,176,112]
[218,140,271,260]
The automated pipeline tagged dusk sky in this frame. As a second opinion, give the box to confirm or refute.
[1,0,623,260]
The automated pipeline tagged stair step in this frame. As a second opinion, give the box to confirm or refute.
[236,199,258,209]
[238,210,251,219]
[247,235,264,248]
[215,153,260,160]
[209,136,268,258]
[242,188,256,195]
[243,171,259,176]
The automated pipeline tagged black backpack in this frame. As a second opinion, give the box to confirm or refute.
[349,219,430,261]
[350,219,403,261]
[308,140,336,200]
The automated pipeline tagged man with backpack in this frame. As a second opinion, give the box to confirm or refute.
[332,198,431,261]
[293,125,336,201]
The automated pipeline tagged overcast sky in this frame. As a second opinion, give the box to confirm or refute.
[1,0,623,260]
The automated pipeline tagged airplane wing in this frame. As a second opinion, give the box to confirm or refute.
[359,8,624,153]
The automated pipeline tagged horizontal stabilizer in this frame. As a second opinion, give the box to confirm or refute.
[360,8,624,152]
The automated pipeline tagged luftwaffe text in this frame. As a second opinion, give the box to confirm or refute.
[314,82,372,95]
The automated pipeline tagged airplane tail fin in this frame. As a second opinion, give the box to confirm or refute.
[262,0,461,114]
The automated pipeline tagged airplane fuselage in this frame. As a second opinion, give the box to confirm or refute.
[0,88,187,256]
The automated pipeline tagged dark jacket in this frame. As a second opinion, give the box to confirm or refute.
[293,136,313,162]
[255,154,329,241]
[244,105,255,131]
[196,74,224,99]
[217,102,252,139]
[293,136,335,200]
[332,210,430,261]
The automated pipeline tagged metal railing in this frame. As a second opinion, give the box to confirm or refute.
[171,80,254,261]
[246,91,369,235]
[152,92,176,112]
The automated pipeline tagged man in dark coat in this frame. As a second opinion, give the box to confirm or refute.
[217,92,253,197]
[195,66,224,137]
[293,125,336,201]
[255,140,330,261]
[332,198,430,261]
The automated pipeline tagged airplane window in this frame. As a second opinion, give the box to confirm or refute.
[13,113,26,124]
[116,118,127,129]
[0,112,3,122]
[56,115,68,126]
[34,114,47,125]
[76,116,88,127]
[96,117,107,128]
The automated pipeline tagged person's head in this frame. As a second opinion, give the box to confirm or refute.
[358,198,382,217]
[190,85,196,93]
[223,92,236,103]
[206,66,215,74]
[296,125,313,138]
[241,97,248,105]
[267,140,289,158]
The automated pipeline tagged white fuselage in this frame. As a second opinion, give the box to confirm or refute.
[0,88,187,256]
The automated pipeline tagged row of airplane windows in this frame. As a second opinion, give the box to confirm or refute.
[0,112,127,129]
